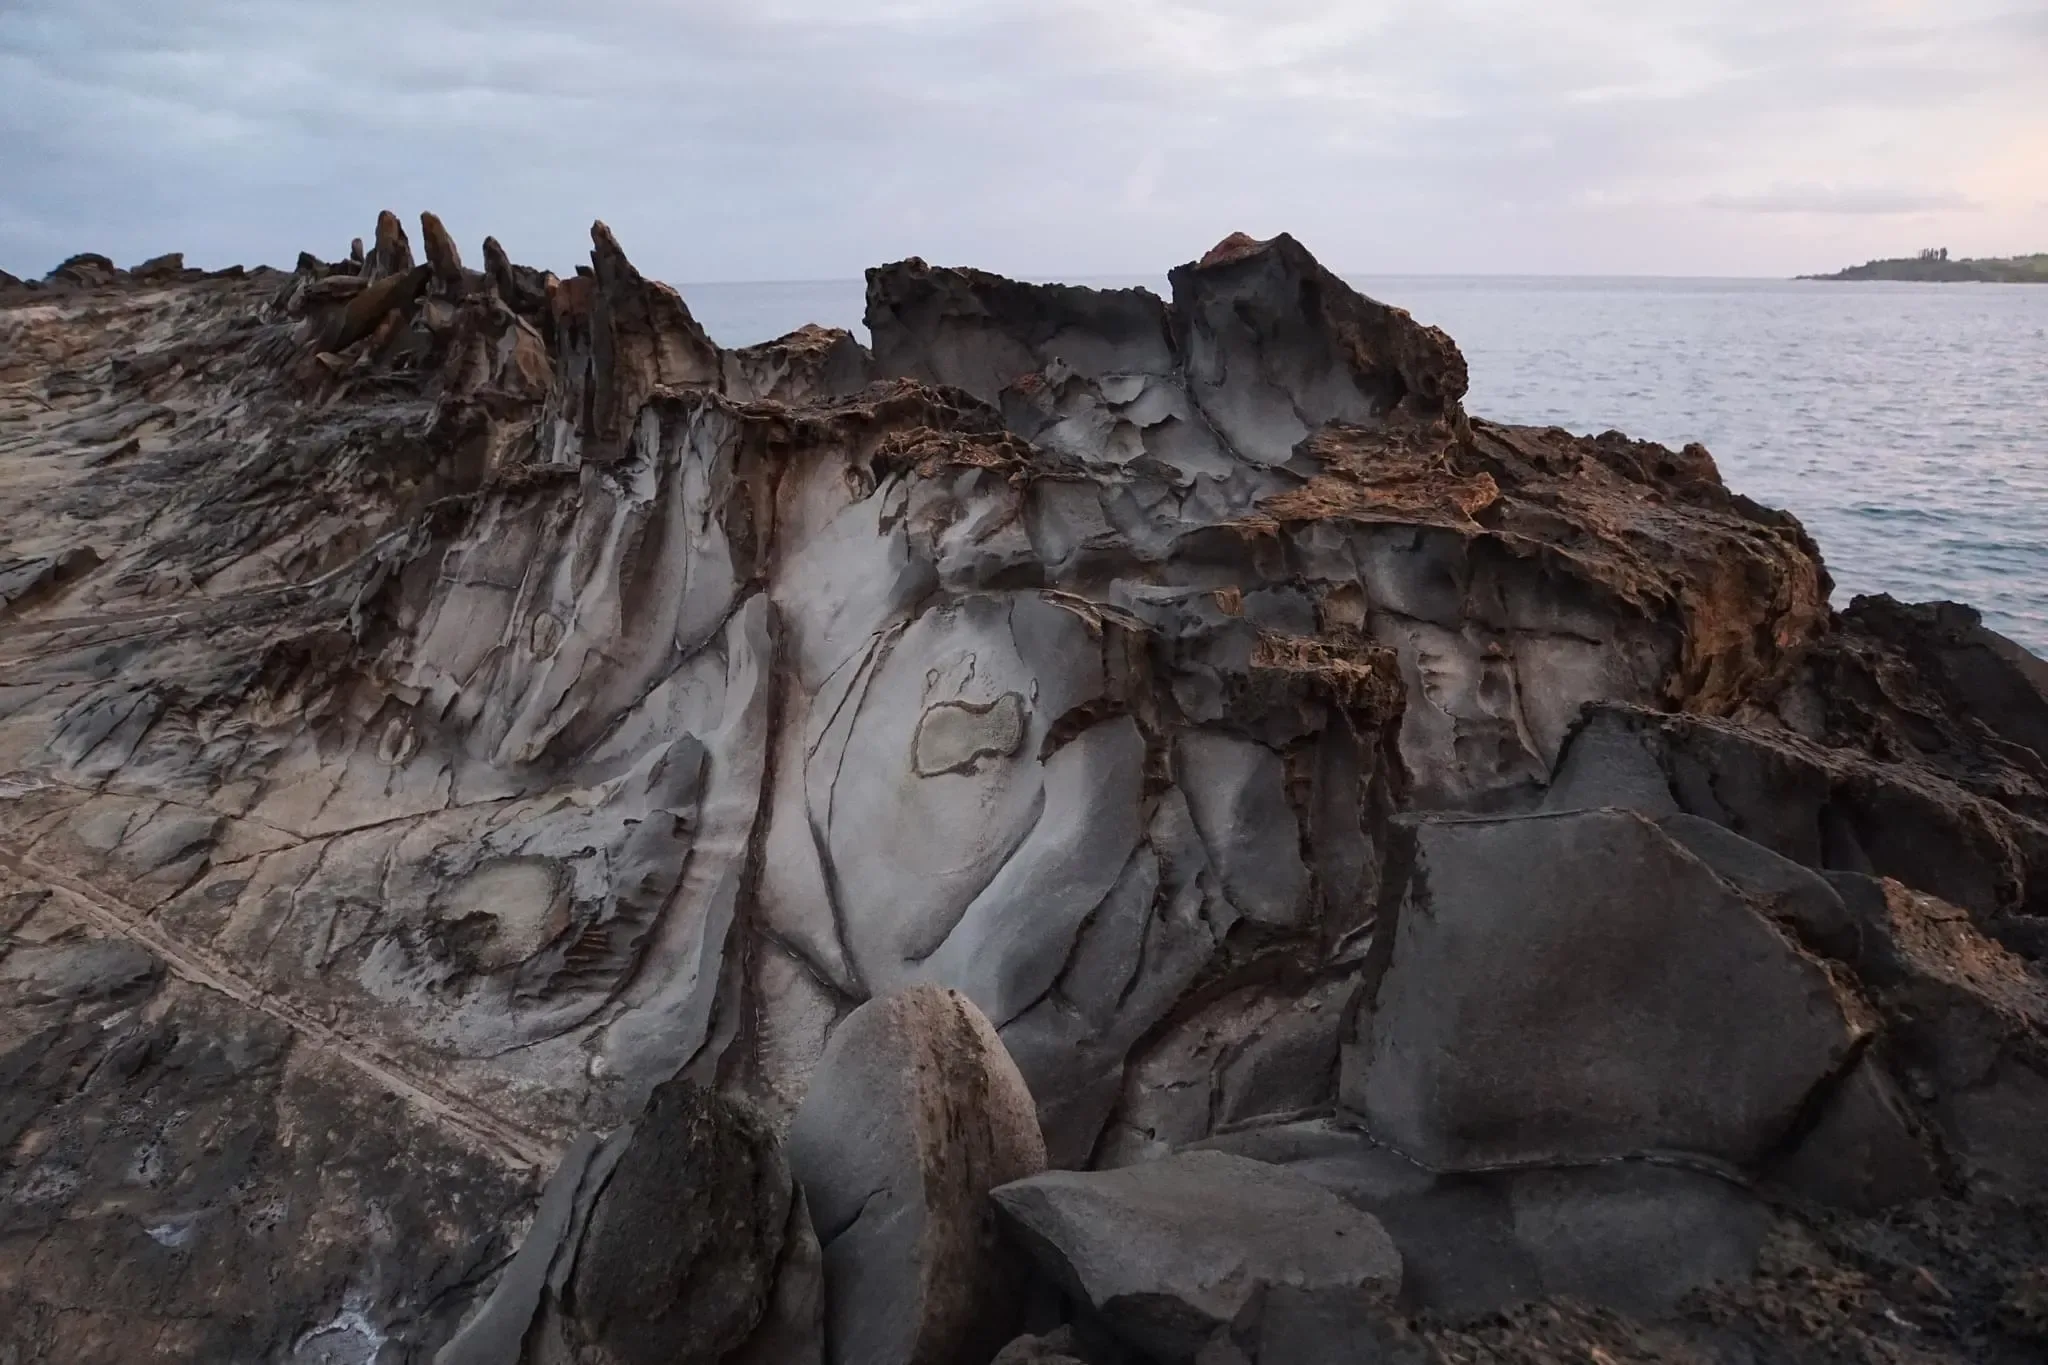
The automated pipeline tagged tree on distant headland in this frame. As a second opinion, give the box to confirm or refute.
[1800,249,2046,282]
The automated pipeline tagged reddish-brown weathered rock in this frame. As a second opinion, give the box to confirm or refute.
[420,210,467,297]
[366,207,415,281]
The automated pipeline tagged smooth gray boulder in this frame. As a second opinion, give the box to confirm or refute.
[787,984,1048,1365]
[1194,1121,1769,1319]
[1343,808,1864,1170]
[991,1149,1402,1364]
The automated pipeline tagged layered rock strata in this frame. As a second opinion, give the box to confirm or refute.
[3,216,2044,1364]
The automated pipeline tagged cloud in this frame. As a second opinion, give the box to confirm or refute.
[1702,185,1983,215]
[0,0,2042,281]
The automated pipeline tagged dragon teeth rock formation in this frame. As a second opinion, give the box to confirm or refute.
[2,216,2044,1364]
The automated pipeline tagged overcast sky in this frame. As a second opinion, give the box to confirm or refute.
[3,0,2044,283]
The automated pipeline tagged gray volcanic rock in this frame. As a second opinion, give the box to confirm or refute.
[1764,1052,1943,1212]
[865,240,1825,810]
[788,984,1047,1365]
[0,877,535,1364]
[0,219,1828,1179]
[1810,595,2048,809]
[5,212,2042,1365]
[1343,807,1865,1171]
[1546,702,2048,926]
[1824,874,2048,1199]
[1196,1120,1772,1319]
[434,1081,822,1365]
[991,1149,1402,1363]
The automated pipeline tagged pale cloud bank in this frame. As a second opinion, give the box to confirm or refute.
[2,0,2043,281]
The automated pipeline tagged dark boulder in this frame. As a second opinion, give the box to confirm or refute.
[566,1082,801,1364]
[992,1149,1402,1364]
[1342,808,1865,1171]
[1826,874,2048,1199]
[435,1082,822,1365]
[1197,1121,1771,1321]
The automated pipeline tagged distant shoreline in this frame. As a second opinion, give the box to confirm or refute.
[1799,252,2048,283]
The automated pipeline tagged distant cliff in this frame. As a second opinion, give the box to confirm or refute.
[1800,250,2048,282]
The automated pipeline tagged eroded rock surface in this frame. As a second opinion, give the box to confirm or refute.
[4,216,2045,1365]
[433,1078,821,1365]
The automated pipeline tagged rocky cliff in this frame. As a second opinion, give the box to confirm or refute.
[2,221,2044,1364]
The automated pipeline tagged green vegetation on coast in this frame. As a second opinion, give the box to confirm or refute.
[1799,247,2048,282]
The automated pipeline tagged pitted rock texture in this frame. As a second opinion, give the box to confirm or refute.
[5,215,2045,1365]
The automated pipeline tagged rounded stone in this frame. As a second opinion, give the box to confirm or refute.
[788,984,1049,1365]
[568,1081,793,1365]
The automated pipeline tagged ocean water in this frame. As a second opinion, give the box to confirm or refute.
[682,276,2048,653]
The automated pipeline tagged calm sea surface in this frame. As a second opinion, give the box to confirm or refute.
[683,276,2048,653]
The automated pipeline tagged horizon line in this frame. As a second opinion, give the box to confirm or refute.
[674,269,1921,288]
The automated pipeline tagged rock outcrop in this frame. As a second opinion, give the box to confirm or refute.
[3,214,2045,1364]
